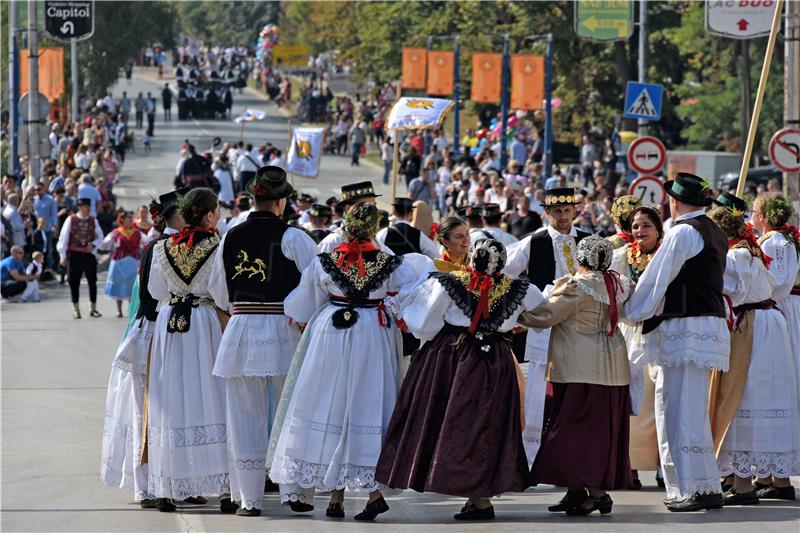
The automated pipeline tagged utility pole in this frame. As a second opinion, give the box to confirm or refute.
[453,36,460,156]
[71,40,79,121]
[544,35,554,177]
[9,0,20,174]
[27,0,41,185]
[637,0,647,137]
[499,34,510,172]
[740,40,752,157]
[785,0,799,208]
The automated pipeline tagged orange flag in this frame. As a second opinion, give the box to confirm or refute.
[20,47,65,101]
[511,54,544,110]
[427,51,454,96]
[471,53,502,103]
[401,48,427,89]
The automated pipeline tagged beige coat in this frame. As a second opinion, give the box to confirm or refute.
[518,271,633,386]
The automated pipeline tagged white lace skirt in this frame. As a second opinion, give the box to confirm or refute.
[147,305,229,500]
[212,314,301,378]
[269,304,401,494]
[114,317,154,375]
[718,308,800,478]
[778,295,800,392]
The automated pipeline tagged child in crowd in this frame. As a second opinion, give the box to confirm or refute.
[143,133,151,152]
[21,251,43,302]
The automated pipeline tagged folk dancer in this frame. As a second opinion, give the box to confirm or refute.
[376,197,440,260]
[57,197,104,319]
[607,195,643,249]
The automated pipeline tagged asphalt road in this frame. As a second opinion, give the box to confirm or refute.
[1,68,798,532]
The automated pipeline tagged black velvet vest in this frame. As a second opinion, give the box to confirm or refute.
[136,233,169,321]
[384,223,422,255]
[526,229,591,290]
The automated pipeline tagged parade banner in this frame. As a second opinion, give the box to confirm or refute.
[426,50,454,96]
[286,127,324,178]
[401,48,427,89]
[471,53,502,103]
[233,108,266,123]
[19,47,65,101]
[511,54,545,110]
[386,97,454,131]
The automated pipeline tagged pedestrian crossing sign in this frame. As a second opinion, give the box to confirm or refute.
[624,81,663,121]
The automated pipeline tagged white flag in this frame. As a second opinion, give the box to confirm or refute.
[233,108,266,123]
[286,127,324,178]
[386,97,454,131]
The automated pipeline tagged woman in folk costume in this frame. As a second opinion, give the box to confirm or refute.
[705,193,799,506]
[607,195,642,250]
[376,239,544,521]
[146,188,234,513]
[750,193,800,501]
[268,202,431,521]
[100,193,184,508]
[518,236,634,516]
[102,211,144,318]
[432,215,470,272]
[609,206,664,489]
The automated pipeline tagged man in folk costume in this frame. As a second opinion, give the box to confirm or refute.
[607,195,642,249]
[307,204,333,244]
[626,173,730,512]
[57,197,104,318]
[706,192,799,506]
[318,181,392,254]
[209,166,317,517]
[376,197,440,260]
[504,188,591,464]
[481,203,518,247]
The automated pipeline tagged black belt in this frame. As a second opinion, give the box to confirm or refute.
[330,295,384,308]
[231,302,284,315]
[441,323,509,358]
[329,296,390,329]
[791,286,800,296]
[733,298,777,331]
[167,293,212,333]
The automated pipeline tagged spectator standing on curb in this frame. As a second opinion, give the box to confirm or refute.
[162,83,173,121]
[134,93,145,129]
[349,122,366,167]
[33,184,58,268]
[2,195,26,249]
[381,138,393,186]
[145,93,156,137]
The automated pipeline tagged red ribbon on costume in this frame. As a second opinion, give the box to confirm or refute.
[468,270,495,333]
[615,232,635,245]
[377,301,388,327]
[429,222,438,240]
[723,294,735,332]
[170,225,217,249]
[777,224,800,248]
[603,269,624,337]
[334,240,378,278]
[729,223,772,269]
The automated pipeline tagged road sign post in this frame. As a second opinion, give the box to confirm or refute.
[706,0,779,39]
[44,1,94,41]
[627,136,667,175]
[769,128,800,173]
[624,81,663,121]
[575,1,634,42]
[629,175,666,206]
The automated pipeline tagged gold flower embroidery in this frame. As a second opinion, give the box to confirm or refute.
[450,271,513,311]
[329,251,393,291]
[562,242,576,274]
[167,236,220,280]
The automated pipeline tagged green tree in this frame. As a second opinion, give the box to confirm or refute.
[177,1,279,46]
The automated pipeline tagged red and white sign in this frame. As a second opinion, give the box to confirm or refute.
[629,175,666,206]
[769,128,800,173]
[706,0,778,40]
[380,82,398,103]
[627,136,667,175]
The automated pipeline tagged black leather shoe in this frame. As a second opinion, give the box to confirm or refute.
[756,485,796,501]
[264,478,280,493]
[453,502,495,521]
[548,489,588,512]
[181,496,207,505]
[289,500,314,513]
[140,499,157,509]
[721,475,733,493]
[326,502,345,518]
[723,488,759,506]
[630,478,643,490]
[236,507,262,516]
[665,492,723,512]
[156,498,176,512]
[655,469,665,488]
[354,497,389,521]
[565,494,613,516]
[220,497,239,514]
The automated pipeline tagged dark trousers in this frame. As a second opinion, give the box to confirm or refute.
[146,113,155,136]
[135,111,143,128]
[1,280,26,298]
[67,251,97,304]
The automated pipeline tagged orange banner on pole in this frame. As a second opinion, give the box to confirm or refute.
[427,51,454,96]
[20,47,65,101]
[471,53,502,103]
[401,48,427,89]
[511,54,545,110]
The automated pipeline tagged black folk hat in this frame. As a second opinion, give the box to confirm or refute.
[482,203,503,218]
[392,197,415,215]
[714,191,748,213]
[340,181,380,205]
[457,204,484,219]
[246,165,294,200]
[664,172,712,207]
[309,203,332,218]
[77,197,92,207]
[544,187,579,207]
[158,187,189,218]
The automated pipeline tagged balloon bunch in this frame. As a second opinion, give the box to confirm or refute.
[489,111,524,138]
[256,24,280,60]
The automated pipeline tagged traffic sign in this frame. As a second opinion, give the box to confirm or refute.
[629,176,666,206]
[272,44,310,68]
[706,0,779,39]
[44,1,94,42]
[627,136,667,175]
[18,92,51,122]
[575,1,634,42]
[380,83,397,104]
[624,81,663,121]
[769,128,800,173]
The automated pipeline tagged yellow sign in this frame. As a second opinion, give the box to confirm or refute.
[272,44,310,67]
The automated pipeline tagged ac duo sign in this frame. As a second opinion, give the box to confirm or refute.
[44,1,95,42]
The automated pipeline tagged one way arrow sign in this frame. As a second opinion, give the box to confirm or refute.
[706,1,776,39]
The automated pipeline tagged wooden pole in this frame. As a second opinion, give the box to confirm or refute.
[287,119,294,182]
[391,130,400,200]
[736,0,784,197]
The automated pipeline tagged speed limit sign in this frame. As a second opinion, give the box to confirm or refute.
[629,175,666,206]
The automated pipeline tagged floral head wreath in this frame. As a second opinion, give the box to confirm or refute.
[708,206,746,238]
[763,196,795,228]
[610,195,642,229]
[576,235,614,272]
[344,202,379,240]
[469,239,507,277]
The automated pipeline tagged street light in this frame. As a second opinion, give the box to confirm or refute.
[526,34,554,177]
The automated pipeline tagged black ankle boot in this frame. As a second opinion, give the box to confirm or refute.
[156,498,176,512]
[354,497,389,521]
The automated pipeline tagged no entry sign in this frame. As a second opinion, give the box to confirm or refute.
[769,128,800,173]
[627,136,666,175]
[629,176,666,206]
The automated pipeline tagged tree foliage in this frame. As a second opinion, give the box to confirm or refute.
[176,1,279,46]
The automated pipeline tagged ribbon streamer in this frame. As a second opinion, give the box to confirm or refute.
[603,269,624,337]
[170,225,217,249]
[468,270,494,333]
[334,240,378,278]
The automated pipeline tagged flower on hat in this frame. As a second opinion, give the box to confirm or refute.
[252,182,270,196]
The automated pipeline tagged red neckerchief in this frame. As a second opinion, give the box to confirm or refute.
[429,222,438,241]
[729,223,772,269]
[776,225,800,251]
[615,231,635,244]
[467,270,495,333]
[334,239,378,278]
[602,269,624,337]
[170,225,217,249]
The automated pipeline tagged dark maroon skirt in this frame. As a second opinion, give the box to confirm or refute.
[375,325,529,498]
[531,381,632,490]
